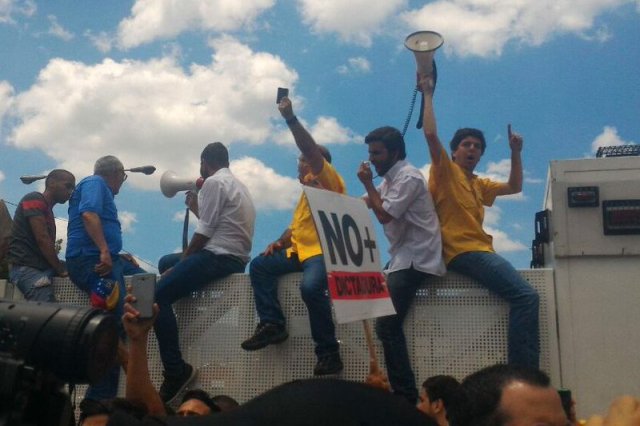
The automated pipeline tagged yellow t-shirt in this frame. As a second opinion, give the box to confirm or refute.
[428,147,503,264]
[287,160,346,262]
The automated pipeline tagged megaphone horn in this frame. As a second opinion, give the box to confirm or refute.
[160,171,203,198]
[404,31,444,76]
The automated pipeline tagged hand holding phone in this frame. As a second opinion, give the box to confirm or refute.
[130,273,156,319]
[276,87,289,104]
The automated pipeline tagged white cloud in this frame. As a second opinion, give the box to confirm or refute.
[230,157,301,211]
[591,125,635,153]
[54,217,68,255]
[297,0,406,46]
[336,57,371,75]
[85,30,114,53]
[5,37,298,192]
[47,15,74,41]
[0,0,35,24]
[119,211,138,233]
[0,80,14,119]
[484,205,527,252]
[0,170,5,183]
[401,0,629,57]
[116,0,275,49]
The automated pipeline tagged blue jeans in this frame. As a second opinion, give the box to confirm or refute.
[9,265,56,302]
[154,250,246,375]
[448,251,540,368]
[375,267,428,404]
[249,251,338,357]
[66,255,126,402]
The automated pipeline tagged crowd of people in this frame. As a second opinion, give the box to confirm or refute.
[4,71,632,426]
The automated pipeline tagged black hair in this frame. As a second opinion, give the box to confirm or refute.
[181,389,220,413]
[422,375,467,426]
[201,142,230,168]
[449,128,486,154]
[364,126,407,160]
[45,169,74,187]
[461,364,551,426]
[212,394,240,411]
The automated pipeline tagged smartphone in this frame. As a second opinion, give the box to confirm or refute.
[131,273,156,319]
[276,87,289,104]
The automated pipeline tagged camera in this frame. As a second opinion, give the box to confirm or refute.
[0,300,118,426]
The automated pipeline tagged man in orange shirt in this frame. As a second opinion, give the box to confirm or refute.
[419,74,539,368]
[241,97,346,376]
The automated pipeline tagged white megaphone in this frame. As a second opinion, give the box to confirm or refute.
[160,171,204,198]
[404,31,444,76]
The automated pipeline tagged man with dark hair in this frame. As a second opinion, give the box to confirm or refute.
[357,126,445,403]
[7,169,75,302]
[177,390,220,416]
[461,364,567,426]
[419,73,540,369]
[418,375,465,426]
[155,142,255,403]
[241,96,346,377]
[66,155,130,404]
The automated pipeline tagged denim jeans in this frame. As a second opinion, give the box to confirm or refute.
[375,267,429,404]
[154,250,246,375]
[66,255,126,402]
[249,251,338,357]
[448,251,540,368]
[9,265,56,302]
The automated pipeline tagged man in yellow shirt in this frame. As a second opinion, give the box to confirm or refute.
[241,97,346,376]
[419,74,539,369]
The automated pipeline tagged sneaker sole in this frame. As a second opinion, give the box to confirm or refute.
[164,366,198,405]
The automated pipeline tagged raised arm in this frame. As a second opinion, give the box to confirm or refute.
[496,124,523,196]
[357,162,393,225]
[122,297,166,416]
[419,74,445,166]
[279,97,325,175]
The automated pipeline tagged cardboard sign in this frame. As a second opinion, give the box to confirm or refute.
[304,187,395,323]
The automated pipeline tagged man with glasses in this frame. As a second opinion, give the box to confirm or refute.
[7,169,75,302]
[66,155,130,406]
[241,96,346,376]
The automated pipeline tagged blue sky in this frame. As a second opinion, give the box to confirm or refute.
[1,0,638,272]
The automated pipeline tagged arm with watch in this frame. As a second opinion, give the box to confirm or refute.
[261,228,292,256]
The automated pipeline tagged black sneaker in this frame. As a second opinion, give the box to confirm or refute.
[241,322,288,351]
[159,363,197,404]
[313,352,343,376]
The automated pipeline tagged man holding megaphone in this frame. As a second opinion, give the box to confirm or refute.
[153,142,256,404]
[418,71,540,370]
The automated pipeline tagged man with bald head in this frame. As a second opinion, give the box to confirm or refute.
[8,169,75,302]
[462,364,568,426]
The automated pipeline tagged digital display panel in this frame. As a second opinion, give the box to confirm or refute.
[603,200,640,235]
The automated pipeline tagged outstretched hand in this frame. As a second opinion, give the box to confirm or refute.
[508,124,523,153]
[278,97,295,120]
[122,292,159,342]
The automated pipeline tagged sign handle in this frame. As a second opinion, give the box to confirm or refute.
[363,319,391,391]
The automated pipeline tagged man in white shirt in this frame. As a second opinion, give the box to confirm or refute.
[357,126,445,404]
[154,142,256,404]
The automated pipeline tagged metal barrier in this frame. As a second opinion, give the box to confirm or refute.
[1,269,558,405]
